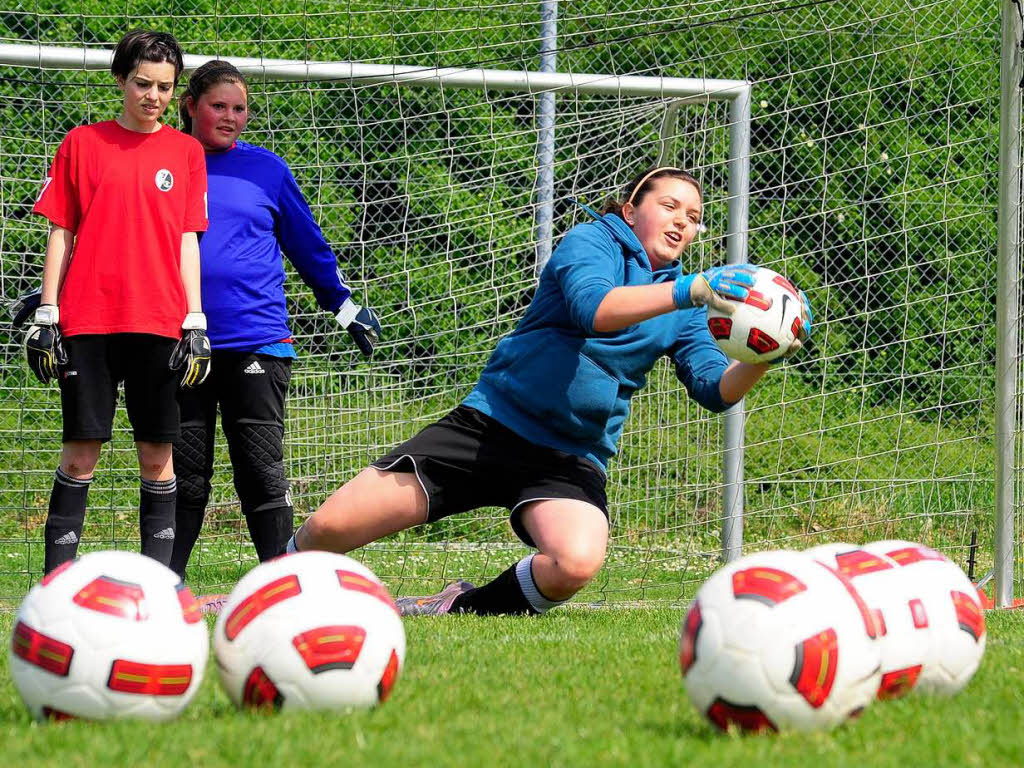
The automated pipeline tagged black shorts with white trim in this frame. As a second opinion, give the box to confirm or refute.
[371,405,608,547]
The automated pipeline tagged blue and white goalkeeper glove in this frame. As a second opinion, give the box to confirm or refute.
[336,298,382,358]
[673,264,757,314]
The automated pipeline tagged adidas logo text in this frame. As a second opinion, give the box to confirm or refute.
[243,360,265,375]
[54,531,79,545]
[153,527,176,540]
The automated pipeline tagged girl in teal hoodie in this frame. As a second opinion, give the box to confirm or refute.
[280,167,811,618]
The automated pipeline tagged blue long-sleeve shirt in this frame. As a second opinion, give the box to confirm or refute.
[200,141,351,351]
[463,211,731,471]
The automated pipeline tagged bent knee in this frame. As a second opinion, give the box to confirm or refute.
[551,549,606,592]
[301,510,335,543]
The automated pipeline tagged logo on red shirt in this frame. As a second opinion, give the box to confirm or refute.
[155,169,174,191]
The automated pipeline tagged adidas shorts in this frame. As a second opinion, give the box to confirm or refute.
[176,350,291,436]
[371,405,608,548]
[59,334,179,443]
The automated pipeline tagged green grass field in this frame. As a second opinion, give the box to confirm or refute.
[1,608,1020,768]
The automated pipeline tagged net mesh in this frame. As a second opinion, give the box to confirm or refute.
[0,0,1002,606]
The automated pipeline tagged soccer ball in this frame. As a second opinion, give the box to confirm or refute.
[680,550,882,732]
[213,551,404,711]
[807,543,931,700]
[706,267,804,364]
[861,540,985,695]
[9,551,208,721]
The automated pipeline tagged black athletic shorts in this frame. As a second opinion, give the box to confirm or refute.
[371,405,608,547]
[58,334,179,443]
[177,350,291,435]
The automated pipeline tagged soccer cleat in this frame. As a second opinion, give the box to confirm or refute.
[196,593,230,617]
[395,581,475,617]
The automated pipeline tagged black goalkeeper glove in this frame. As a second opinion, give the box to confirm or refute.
[10,289,42,330]
[336,298,382,358]
[169,312,212,388]
[23,303,67,384]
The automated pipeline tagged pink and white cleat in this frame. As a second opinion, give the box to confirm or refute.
[196,593,229,617]
[395,581,475,617]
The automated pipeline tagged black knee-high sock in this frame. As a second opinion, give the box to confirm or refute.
[453,555,567,616]
[140,476,177,566]
[244,503,294,562]
[170,503,205,580]
[44,468,91,574]
[452,562,537,616]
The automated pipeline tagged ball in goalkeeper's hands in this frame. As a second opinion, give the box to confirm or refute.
[336,299,381,358]
[705,267,811,365]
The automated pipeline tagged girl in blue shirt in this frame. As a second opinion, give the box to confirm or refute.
[170,60,381,580]
[277,166,811,618]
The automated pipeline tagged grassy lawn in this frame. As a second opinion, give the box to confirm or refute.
[0,608,1021,768]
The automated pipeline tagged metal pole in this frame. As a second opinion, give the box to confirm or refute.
[995,0,1022,608]
[0,44,750,98]
[534,0,558,275]
[721,86,752,563]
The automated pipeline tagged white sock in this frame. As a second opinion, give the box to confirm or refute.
[285,532,300,553]
[515,554,566,614]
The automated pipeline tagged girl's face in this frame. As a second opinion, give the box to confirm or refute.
[621,176,703,270]
[188,81,249,152]
[117,60,177,131]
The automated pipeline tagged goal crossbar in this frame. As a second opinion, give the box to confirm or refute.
[0,43,750,99]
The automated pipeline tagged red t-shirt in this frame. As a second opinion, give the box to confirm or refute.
[33,121,208,339]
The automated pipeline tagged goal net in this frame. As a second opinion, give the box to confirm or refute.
[0,0,1001,606]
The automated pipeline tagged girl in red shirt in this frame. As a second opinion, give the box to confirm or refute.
[26,30,210,573]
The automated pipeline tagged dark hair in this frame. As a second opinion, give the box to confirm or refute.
[601,167,703,217]
[179,60,249,134]
[111,30,185,84]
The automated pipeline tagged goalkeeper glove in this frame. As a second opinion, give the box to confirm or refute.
[10,289,42,330]
[673,264,757,315]
[169,312,212,388]
[336,298,381,358]
[24,303,67,384]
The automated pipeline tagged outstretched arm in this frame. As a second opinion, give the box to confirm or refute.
[591,265,756,333]
[591,283,676,332]
[718,360,770,405]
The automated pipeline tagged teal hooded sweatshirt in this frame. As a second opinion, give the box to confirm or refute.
[463,211,732,472]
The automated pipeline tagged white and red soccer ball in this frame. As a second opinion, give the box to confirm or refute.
[9,551,208,721]
[680,550,882,732]
[706,267,804,364]
[861,540,985,695]
[808,543,932,700]
[213,551,405,712]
